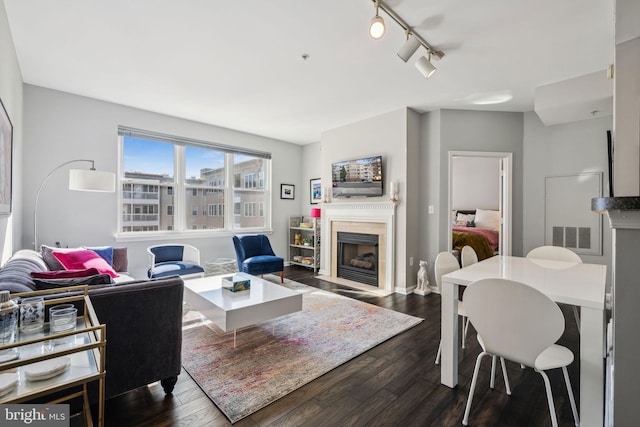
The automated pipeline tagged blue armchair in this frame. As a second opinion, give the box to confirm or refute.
[232,234,284,283]
[147,244,205,279]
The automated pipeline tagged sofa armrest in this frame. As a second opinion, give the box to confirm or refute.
[87,276,184,399]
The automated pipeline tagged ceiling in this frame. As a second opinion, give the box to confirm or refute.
[4,0,614,144]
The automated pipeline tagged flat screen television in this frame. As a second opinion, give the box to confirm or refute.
[331,155,383,198]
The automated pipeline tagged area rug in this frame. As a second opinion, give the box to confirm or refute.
[181,276,422,423]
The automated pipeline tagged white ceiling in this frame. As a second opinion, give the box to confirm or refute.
[4,0,614,144]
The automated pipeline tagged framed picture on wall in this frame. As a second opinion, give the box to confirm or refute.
[0,98,13,215]
[280,184,295,200]
[310,178,321,204]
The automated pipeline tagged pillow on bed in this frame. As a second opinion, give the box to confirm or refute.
[456,213,475,226]
[475,209,500,231]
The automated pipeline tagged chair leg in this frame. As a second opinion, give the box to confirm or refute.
[572,306,581,334]
[537,370,559,427]
[435,340,441,365]
[462,316,470,349]
[463,352,489,426]
[500,357,511,395]
[280,270,284,283]
[562,366,579,426]
[490,356,497,389]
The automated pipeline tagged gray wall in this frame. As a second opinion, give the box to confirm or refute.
[301,142,321,214]
[0,1,24,263]
[302,108,611,293]
[437,110,524,259]
[523,111,612,282]
[320,108,414,292]
[23,85,304,279]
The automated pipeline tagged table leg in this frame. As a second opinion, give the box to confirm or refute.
[579,306,605,427]
[441,280,459,388]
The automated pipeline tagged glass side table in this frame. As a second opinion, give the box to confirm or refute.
[0,285,106,427]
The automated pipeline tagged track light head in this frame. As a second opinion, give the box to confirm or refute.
[369,2,385,39]
[416,55,437,78]
[397,34,421,62]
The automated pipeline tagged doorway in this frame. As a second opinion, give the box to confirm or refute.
[448,151,512,256]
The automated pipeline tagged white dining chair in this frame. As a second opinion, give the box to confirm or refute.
[526,246,583,332]
[434,251,469,364]
[526,246,582,263]
[462,278,579,427]
[461,245,479,268]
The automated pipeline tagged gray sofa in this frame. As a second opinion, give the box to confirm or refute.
[0,249,184,400]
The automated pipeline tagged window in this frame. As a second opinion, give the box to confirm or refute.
[208,204,224,216]
[243,173,258,189]
[119,127,271,235]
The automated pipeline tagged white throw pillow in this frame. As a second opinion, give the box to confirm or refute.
[456,213,475,224]
[474,209,500,231]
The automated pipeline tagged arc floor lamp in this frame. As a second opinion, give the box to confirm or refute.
[33,159,116,250]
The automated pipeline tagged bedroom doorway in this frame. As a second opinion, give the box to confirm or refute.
[448,151,512,257]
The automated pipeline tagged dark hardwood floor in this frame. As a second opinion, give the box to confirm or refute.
[95,266,582,426]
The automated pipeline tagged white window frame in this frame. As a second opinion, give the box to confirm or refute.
[116,128,272,241]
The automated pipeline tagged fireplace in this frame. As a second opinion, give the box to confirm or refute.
[323,202,395,292]
[337,232,379,286]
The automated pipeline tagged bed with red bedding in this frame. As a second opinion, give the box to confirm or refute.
[452,225,499,252]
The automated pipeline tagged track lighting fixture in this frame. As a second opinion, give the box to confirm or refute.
[397,33,421,62]
[416,54,437,79]
[368,0,444,78]
[369,1,385,39]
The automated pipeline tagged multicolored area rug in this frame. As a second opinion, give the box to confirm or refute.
[181,276,422,423]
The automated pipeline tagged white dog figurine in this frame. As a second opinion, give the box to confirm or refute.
[415,260,431,295]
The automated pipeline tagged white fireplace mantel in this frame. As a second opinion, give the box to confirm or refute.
[320,201,397,292]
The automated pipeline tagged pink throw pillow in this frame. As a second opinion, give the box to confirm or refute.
[31,268,100,279]
[52,249,119,278]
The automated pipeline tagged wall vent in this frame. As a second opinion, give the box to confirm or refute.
[552,226,591,249]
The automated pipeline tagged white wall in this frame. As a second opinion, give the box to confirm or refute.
[23,85,303,279]
[0,1,24,263]
[523,111,612,279]
[452,156,500,211]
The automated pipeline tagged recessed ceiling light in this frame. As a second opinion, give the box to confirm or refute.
[461,91,514,105]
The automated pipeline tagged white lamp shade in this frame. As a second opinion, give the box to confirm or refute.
[416,56,437,78]
[397,36,421,62]
[369,16,385,39]
[69,169,116,192]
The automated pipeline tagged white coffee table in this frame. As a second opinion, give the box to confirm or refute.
[183,273,303,346]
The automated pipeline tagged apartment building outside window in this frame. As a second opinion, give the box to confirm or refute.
[118,126,271,235]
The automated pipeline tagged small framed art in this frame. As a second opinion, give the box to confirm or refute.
[310,178,321,204]
[280,184,295,200]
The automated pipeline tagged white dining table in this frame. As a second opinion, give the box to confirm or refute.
[441,255,607,427]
